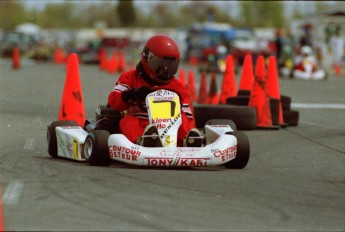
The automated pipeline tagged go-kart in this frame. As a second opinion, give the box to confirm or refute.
[47,89,250,169]
[292,56,327,80]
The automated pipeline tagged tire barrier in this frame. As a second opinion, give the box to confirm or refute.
[193,104,257,130]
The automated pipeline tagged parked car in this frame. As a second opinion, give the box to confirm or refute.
[0,31,36,58]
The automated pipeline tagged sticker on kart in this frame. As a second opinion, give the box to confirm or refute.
[146,90,182,146]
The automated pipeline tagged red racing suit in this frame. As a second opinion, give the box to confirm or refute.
[108,69,195,146]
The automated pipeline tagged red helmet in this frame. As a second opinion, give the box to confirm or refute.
[141,35,180,84]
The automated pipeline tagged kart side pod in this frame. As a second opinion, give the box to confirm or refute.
[55,126,88,161]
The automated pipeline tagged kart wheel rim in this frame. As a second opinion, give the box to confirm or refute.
[84,138,93,159]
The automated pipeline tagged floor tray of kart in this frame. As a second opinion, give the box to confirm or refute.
[47,89,250,169]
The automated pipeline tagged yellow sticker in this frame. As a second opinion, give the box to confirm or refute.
[149,96,180,119]
[163,135,176,146]
[73,139,79,160]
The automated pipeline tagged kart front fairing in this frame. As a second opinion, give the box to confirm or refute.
[107,89,238,167]
[108,133,237,167]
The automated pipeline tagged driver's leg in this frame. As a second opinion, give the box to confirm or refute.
[119,115,146,143]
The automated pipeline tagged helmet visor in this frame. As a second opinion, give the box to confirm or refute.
[147,54,179,81]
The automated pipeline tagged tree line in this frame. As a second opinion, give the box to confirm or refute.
[0,0,338,30]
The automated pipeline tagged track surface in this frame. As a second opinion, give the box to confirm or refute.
[0,60,344,231]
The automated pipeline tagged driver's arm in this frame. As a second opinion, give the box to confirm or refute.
[108,73,133,111]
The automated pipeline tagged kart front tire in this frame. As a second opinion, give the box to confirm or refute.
[84,130,111,166]
[224,131,250,169]
[47,120,78,158]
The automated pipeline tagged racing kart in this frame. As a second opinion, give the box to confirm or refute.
[47,89,250,169]
[292,56,327,80]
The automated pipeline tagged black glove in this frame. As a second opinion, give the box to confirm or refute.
[134,86,152,100]
[121,86,152,104]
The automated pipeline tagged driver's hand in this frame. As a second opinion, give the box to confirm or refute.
[134,86,152,100]
[121,86,152,104]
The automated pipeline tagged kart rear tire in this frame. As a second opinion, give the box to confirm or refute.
[47,120,78,158]
[193,104,257,130]
[84,130,111,166]
[224,131,250,169]
[205,119,237,131]
[226,96,249,106]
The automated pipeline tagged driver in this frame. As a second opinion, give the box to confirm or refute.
[108,35,202,147]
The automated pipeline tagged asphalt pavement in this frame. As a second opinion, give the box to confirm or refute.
[0,58,344,231]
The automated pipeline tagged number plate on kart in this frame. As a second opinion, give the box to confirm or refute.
[146,90,182,146]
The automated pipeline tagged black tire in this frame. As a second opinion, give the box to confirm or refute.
[94,118,121,134]
[84,130,111,166]
[237,90,251,96]
[205,119,237,131]
[224,131,250,169]
[269,98,280,126]
[47,120,78,158]
[280,95,291,111]
[193,104,257,130]
[283,110,299,126]
[226,96,249,106]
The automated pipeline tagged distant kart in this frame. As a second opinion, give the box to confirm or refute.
[47,89,250,169]
[292,57,327,80]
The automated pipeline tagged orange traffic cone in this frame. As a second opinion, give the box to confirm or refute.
[54,47,65,64]
[334,64,341,76]
[178,69,186,86]
[207,72,219,104]
[58,53,86,126]
[189,56,198,65]
[12,47,20,70]
[197,71,208,104]
[107,50,118,74]
[99,48,107,71]
[118,50,126,72]
[238,54,254,96]
[187,69,196,102]
[267,56,284,126]
[248,56,277,129]
[219,55,237,104]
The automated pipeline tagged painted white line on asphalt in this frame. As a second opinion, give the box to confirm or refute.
[23,138,35,150]
[291,103,345,109]
[2,181,24,205]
